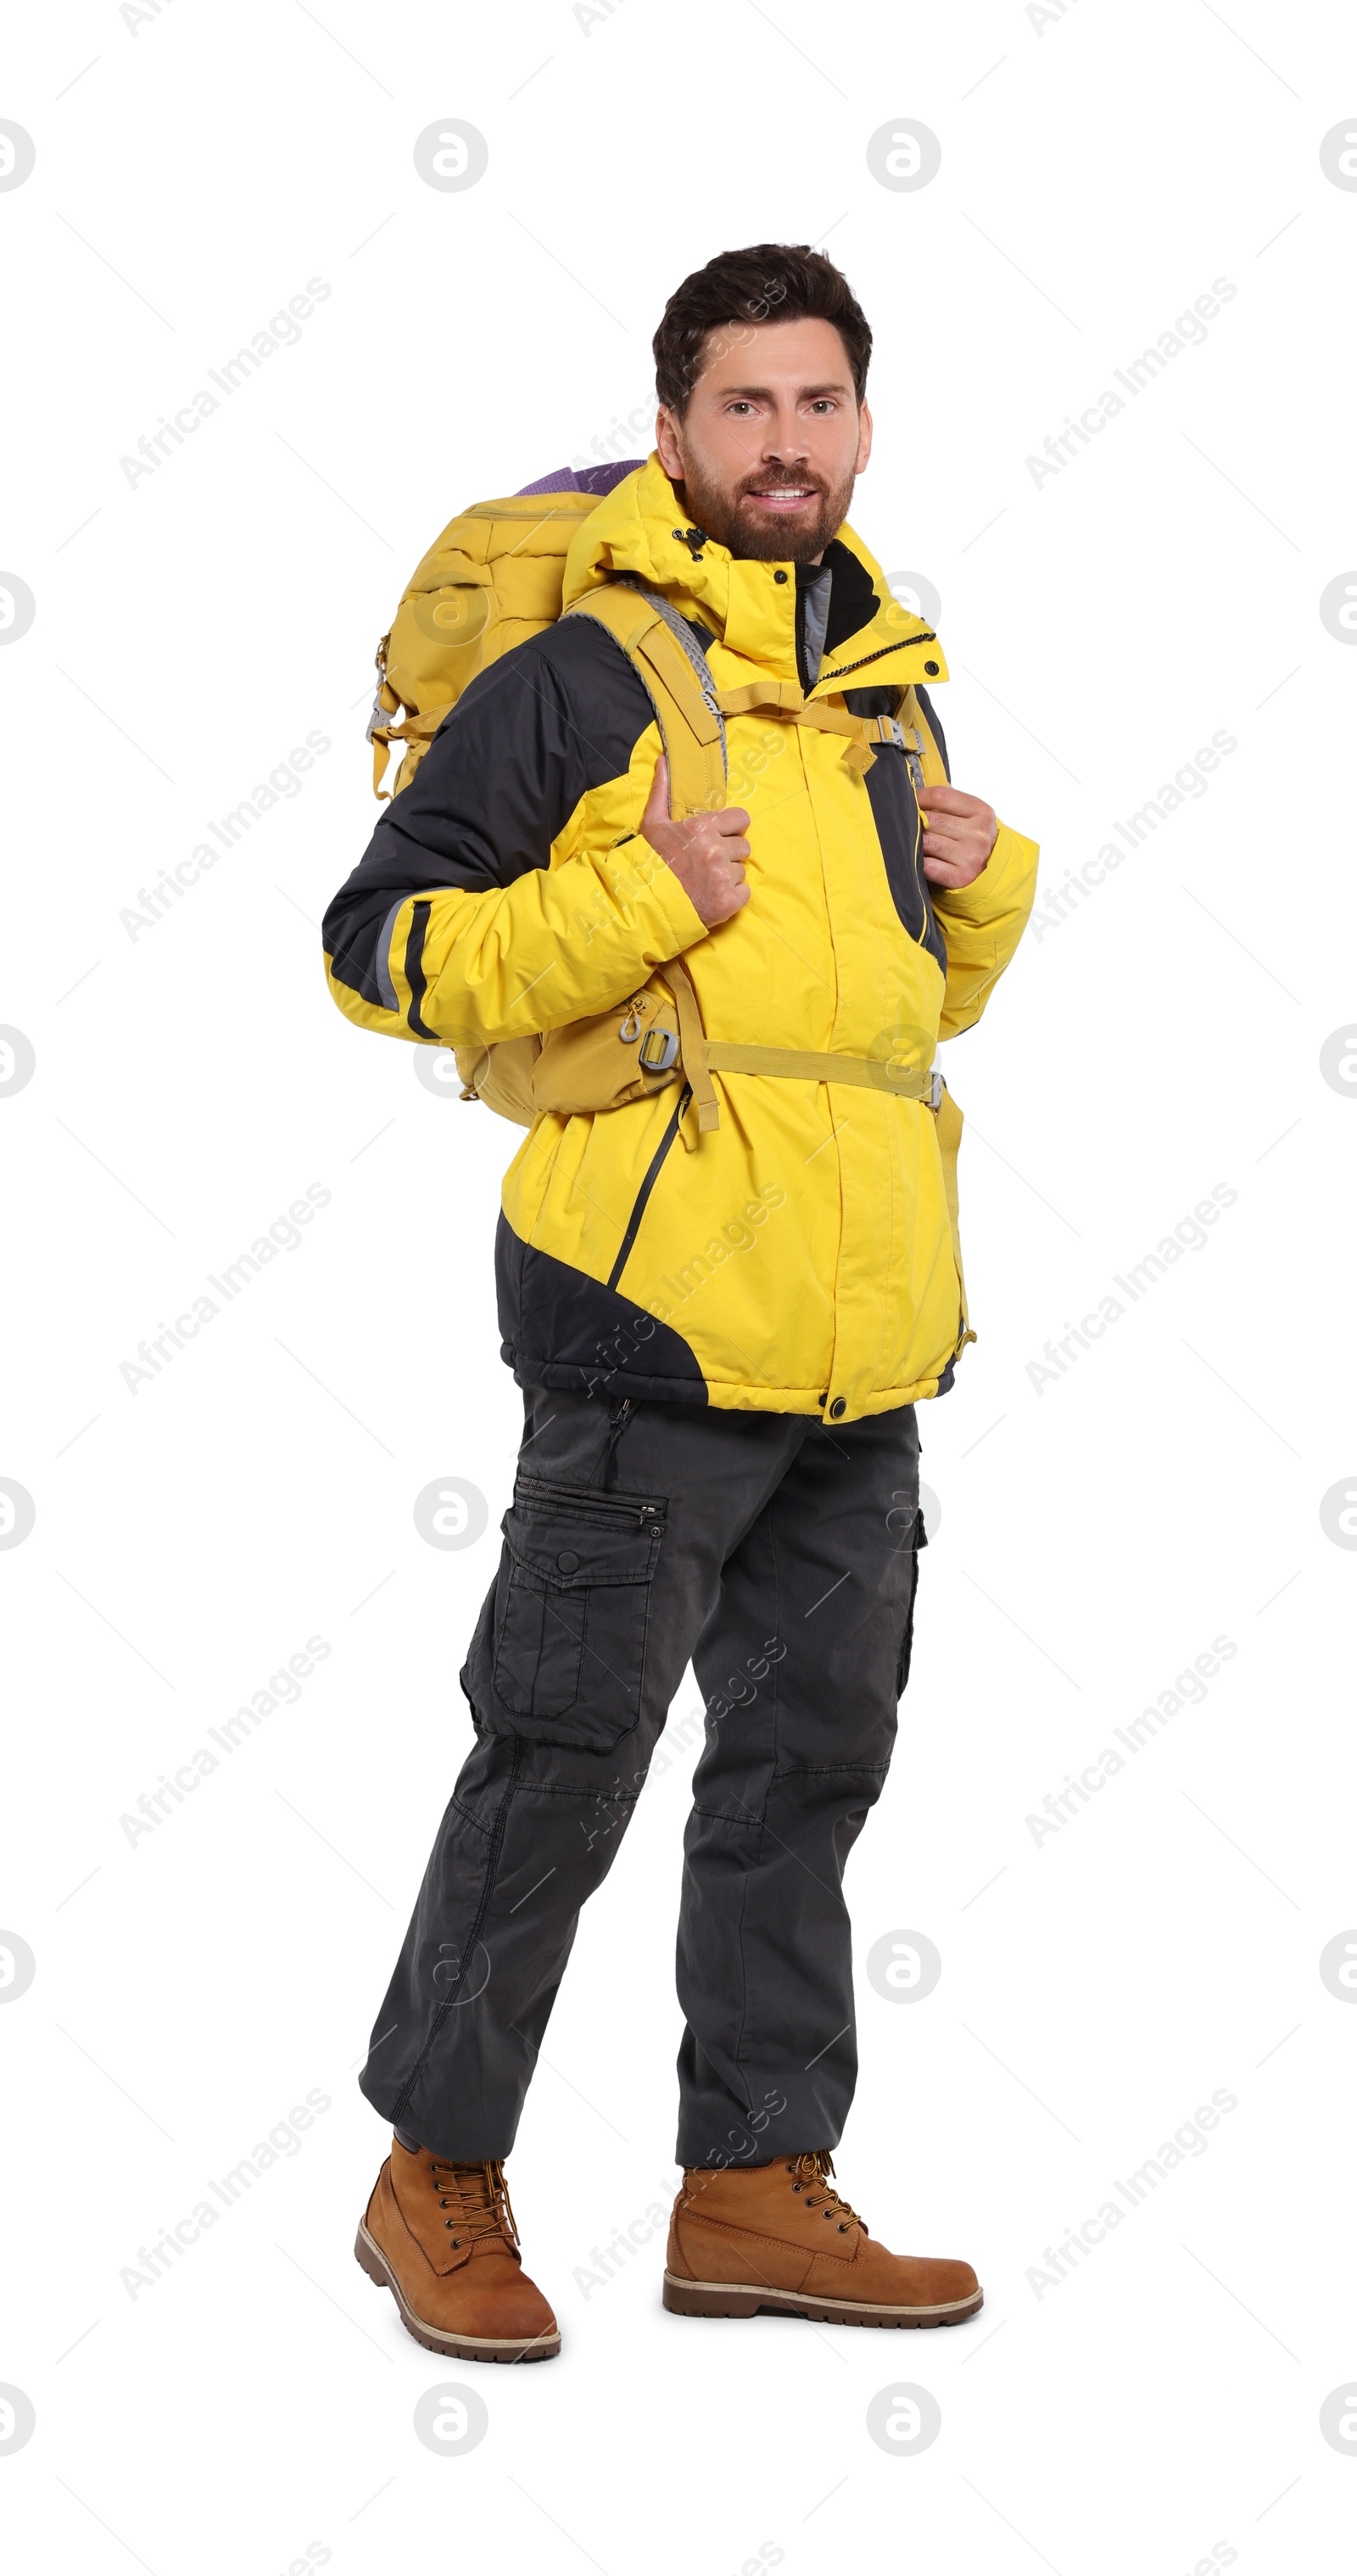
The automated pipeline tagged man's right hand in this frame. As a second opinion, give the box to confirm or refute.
[639,755,751,927]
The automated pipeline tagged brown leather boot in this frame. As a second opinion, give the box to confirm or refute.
[663,2150,982,2329]
[355,2138,560,2362]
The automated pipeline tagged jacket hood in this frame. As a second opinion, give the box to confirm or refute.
[561,453,946,694]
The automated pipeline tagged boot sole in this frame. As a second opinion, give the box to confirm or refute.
[354,2221,561,2363]
[662,2269,984,2328]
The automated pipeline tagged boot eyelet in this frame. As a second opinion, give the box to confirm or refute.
[839,2222,849,2233]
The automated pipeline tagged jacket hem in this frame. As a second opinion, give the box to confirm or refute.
[502,1347,964,1416]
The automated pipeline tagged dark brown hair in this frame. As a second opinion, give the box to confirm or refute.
[653,243,872,415]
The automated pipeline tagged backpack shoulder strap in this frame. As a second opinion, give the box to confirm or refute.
[561,582,728,818]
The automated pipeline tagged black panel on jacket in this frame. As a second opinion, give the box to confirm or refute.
[323,618,656,1011]
[845,686,948,976]
[496,1222,708,1403]
[913,683,950,779]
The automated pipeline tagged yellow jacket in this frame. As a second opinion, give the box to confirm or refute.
[323,457,1038,1423]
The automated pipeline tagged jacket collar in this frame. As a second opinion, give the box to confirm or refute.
[561,453,948,696]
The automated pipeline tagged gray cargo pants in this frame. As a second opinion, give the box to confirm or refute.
[359,1384,925,2168]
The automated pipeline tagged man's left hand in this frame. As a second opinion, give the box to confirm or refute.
[919,783,998,890]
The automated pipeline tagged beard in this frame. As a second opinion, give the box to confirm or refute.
[672,456,857,564]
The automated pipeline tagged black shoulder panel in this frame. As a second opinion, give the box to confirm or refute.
[323,618,656,1008]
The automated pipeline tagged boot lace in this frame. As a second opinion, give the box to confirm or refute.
[428,2156,520,2251]
[786,2149,868,2237]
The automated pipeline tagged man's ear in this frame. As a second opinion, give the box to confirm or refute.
[854,399,874,476]
[655,405,685,481]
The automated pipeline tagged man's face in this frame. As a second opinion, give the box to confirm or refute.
[655,315,872,566]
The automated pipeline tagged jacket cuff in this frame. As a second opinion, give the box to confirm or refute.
[931,820,1038,922]
[602,837,710,959]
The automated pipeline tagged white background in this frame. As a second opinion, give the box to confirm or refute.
[2,1,1355,2568]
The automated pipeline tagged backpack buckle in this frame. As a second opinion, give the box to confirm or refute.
[638,1027,679,1073]
[925,1067,942,1109]
[877,714,926,791]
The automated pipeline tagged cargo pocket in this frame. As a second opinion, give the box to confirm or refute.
[896,1505,928,1698]
[475,1476,667,1752]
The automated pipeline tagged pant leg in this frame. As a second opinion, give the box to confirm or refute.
[674,1404,923,2167]
[358,1386,805,2161]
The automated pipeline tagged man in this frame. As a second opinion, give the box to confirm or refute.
[323,243,1037,2363]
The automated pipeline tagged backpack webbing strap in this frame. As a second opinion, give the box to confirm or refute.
[702,1045,942,1103]
[562,586,728,819]
[368,702,450,800]
[664,957,720,1135]
[667,1008,946,1144]
[713,682,883,772]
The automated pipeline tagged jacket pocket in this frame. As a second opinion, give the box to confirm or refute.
[483,1477,666,1750]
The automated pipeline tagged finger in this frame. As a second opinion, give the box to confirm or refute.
[920,821,974,851]
[916,783,974,814]
[641,754,670,828]
[715,804,751,836]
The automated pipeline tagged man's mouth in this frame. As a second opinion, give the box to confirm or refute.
[743,485,820,512]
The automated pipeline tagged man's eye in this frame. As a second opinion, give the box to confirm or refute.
[809,399,836,415]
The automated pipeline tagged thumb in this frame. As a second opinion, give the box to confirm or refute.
[641,752,670,834]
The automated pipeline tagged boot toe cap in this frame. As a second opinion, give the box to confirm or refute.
[461,2265,557,2341]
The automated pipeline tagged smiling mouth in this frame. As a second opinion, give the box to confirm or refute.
[744,486,820,509]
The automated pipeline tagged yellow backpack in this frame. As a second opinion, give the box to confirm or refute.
[366,478,729,1129]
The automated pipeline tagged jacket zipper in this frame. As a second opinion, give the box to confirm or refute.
[601,1393,634,1487]
[815,632,937,690]
[606,1084,691,1292]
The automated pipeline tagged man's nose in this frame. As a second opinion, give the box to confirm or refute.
[761,399,810,459]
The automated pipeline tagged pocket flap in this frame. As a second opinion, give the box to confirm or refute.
[503,1480,664,1587]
